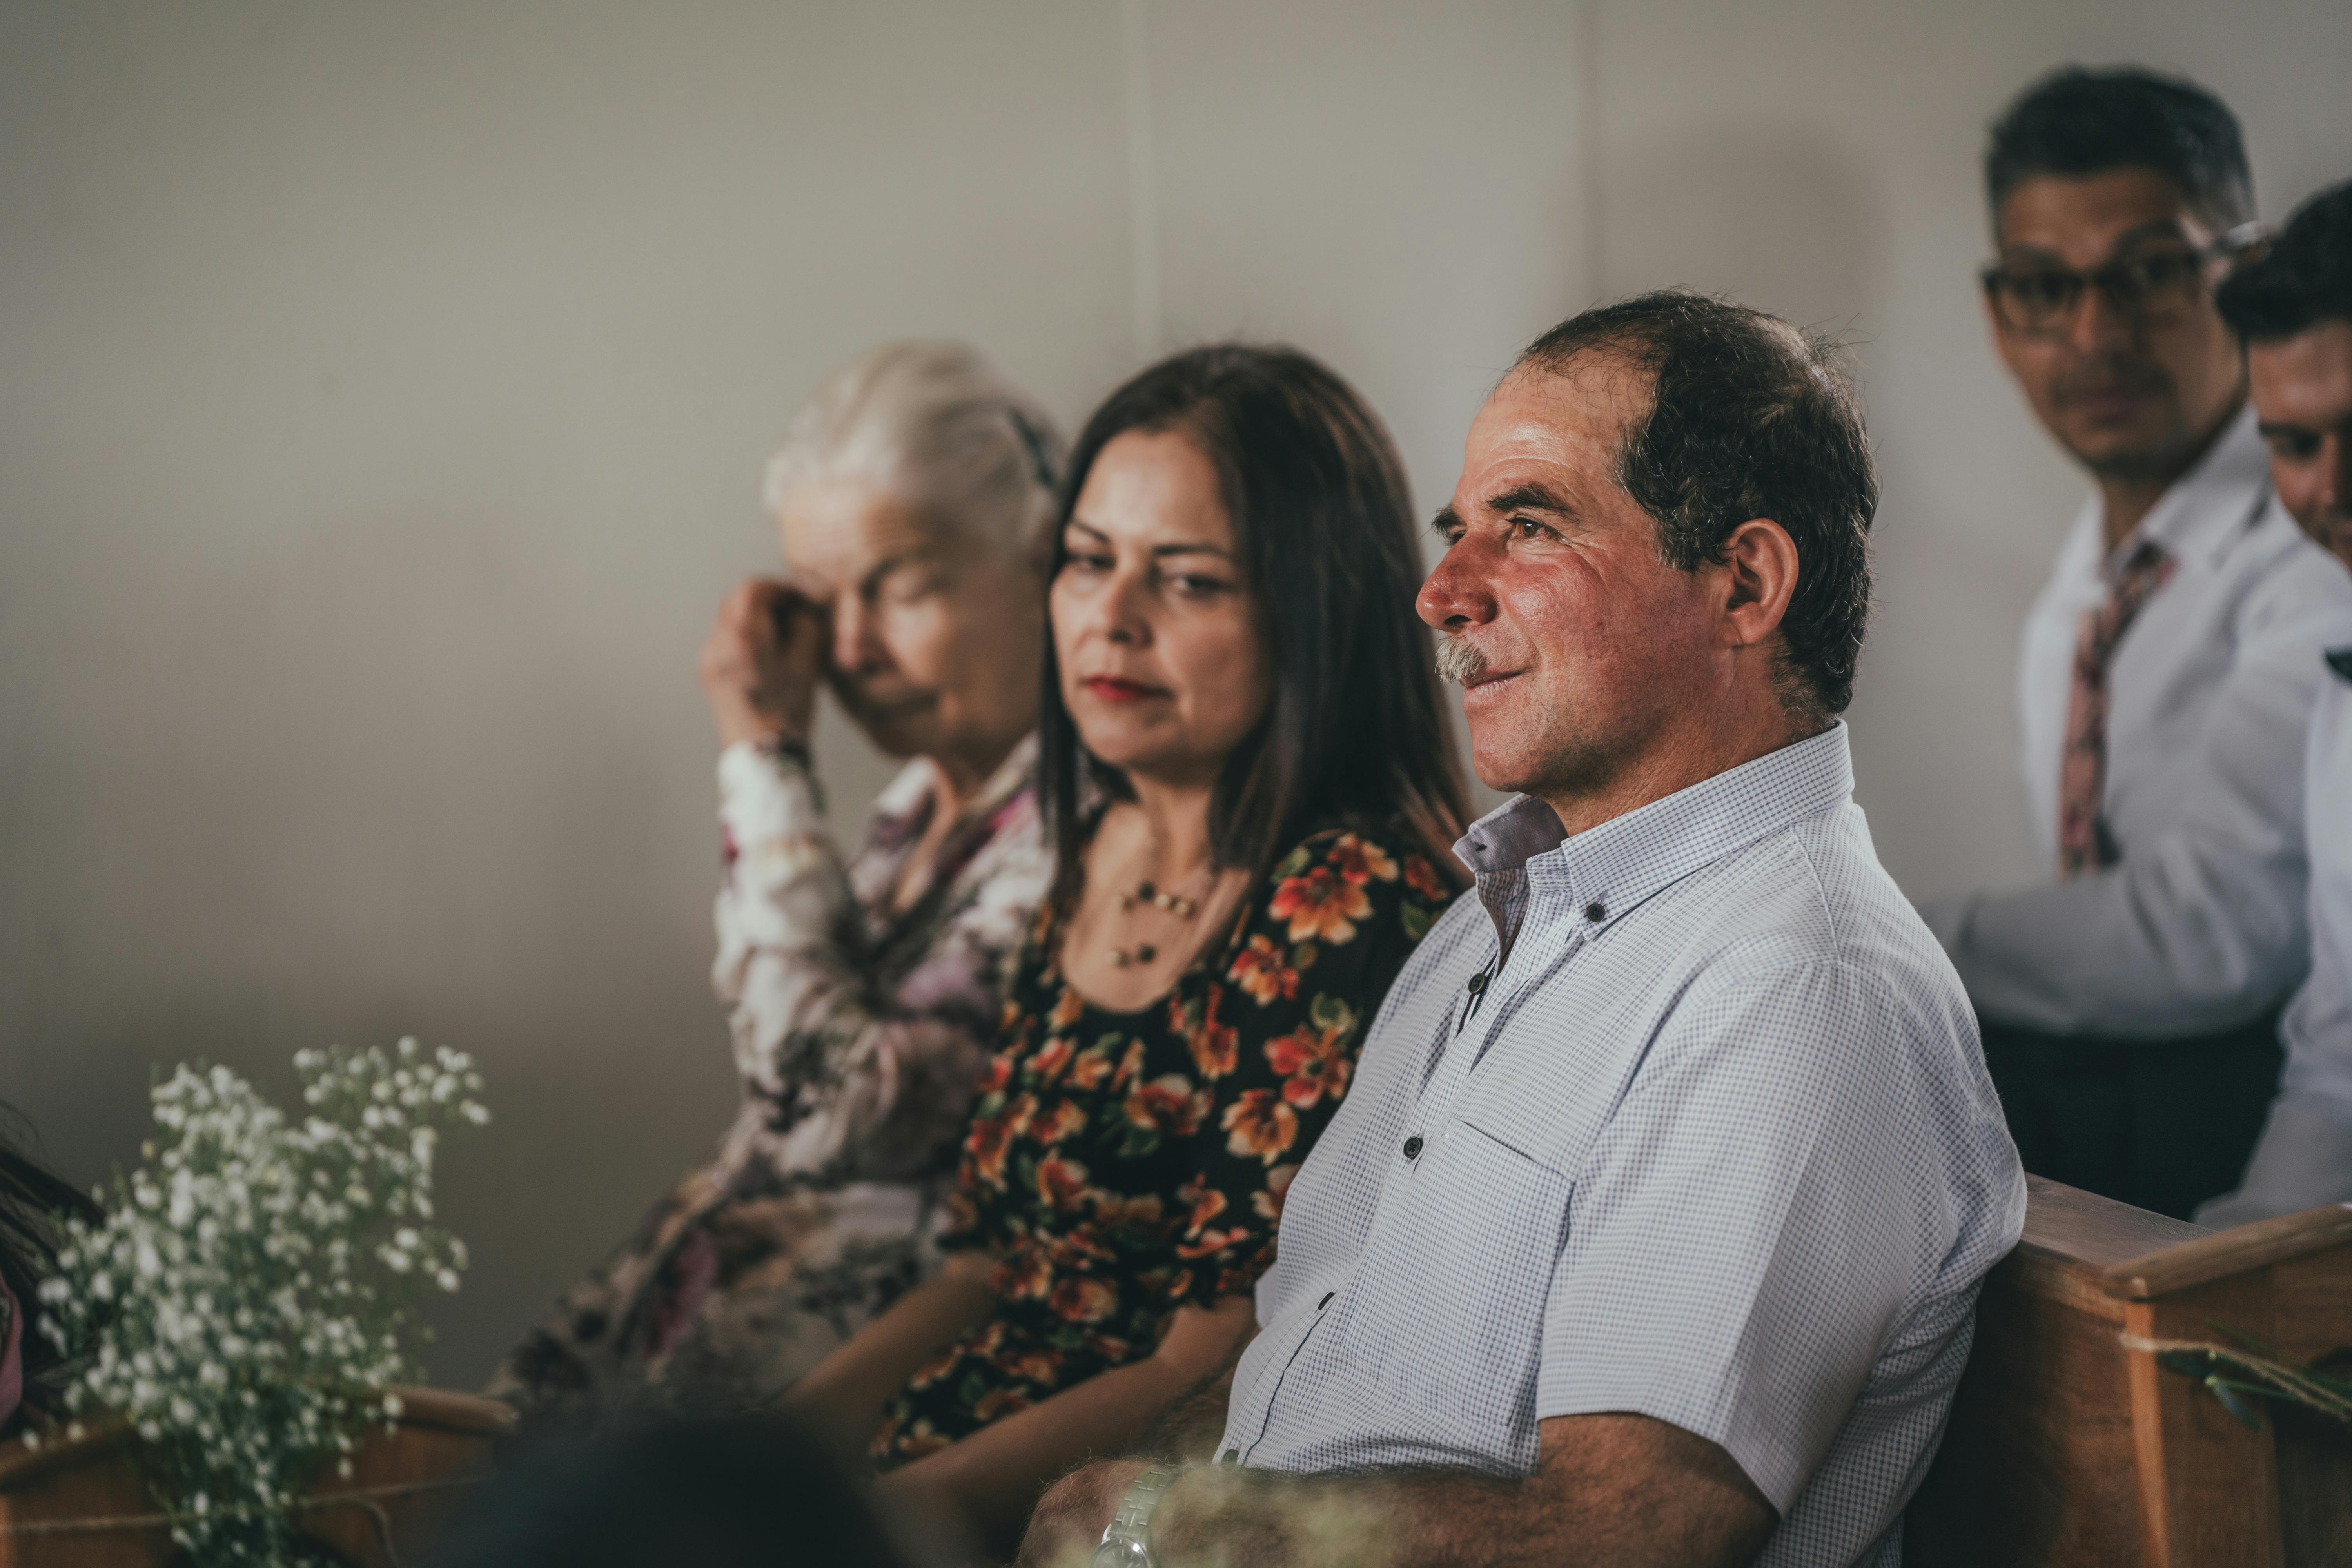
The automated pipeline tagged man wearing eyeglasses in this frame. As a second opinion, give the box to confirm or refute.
[2200,180,2352,1227]
[1922,68,2352,1219]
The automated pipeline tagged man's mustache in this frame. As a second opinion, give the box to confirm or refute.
[1434,635,1489,686]
[2050,354,2172,407]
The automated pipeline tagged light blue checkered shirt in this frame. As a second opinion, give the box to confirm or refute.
[1218,724,2025,1566]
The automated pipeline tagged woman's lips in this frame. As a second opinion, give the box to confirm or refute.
[1080,675,1169,704]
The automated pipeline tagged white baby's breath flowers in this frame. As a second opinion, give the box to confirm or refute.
[34,1039,488,1566]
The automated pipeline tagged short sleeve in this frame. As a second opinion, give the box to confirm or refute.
[1535,960,1966,1512]
[1164,827,1454,1305]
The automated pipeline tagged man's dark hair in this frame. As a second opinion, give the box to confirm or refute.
[1041,344,1472,902]
[2218,179,2352,343]
[1985,67,2253,234]
[1514,290,1878,718]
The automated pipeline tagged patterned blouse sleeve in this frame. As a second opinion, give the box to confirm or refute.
[1161,824,1453,1306]
[711,740,1044,1183]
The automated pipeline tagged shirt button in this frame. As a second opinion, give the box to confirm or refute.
[1465,971,1488,995]
[1403,1136,1424,1160]
[1584,902,1607,923]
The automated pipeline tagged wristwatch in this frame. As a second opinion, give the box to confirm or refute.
[1091,1463,1181,1568]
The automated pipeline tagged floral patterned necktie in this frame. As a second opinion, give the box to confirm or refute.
[2056,538,2177,878]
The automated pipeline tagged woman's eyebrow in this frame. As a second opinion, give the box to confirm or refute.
[1063,519,1232,560]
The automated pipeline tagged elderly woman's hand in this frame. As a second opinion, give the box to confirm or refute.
[700,577,828,750]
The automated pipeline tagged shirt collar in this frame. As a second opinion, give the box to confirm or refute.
[1454,722,1855,927]
[2111,403,2270,572]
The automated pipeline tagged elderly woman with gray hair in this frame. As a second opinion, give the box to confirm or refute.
[493,343,1061,1422]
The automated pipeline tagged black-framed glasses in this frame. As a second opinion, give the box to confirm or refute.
[1980,222,2265,336]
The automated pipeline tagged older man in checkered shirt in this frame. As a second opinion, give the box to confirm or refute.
[1022,292,2027,1568]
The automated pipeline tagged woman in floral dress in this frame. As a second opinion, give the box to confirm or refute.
[784,345,1471,1549]
[492,343,1063,1421]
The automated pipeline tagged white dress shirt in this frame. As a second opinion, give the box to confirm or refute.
[1218,725,2025,1568]
[2200,653,2352,1225]
[1923,407,2352,1037]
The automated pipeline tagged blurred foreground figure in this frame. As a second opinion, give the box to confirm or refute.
[1022,293,2024,1568]
[2201,180,2352,1225]
[1920,69,2352,1218]
[423,1414,928,1568]
[493,343,1059,1422]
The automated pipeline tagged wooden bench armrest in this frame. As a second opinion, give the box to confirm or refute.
[2101,1204,2352,1302]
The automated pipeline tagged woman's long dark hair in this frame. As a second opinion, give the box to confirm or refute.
[1040,344,1471,902]
[2,1109,100,1429]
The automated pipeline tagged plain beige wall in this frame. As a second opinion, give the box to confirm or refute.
[5,0,2349,1383]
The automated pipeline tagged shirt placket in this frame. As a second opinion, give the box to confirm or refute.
[1404,886,1584,1172]
[1230,882,1587,1466]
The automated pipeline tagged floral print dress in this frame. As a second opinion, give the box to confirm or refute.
[492,736,1052,1423]
[870,821,1452,1464]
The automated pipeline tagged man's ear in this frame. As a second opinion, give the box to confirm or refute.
[1719,517,1799,648]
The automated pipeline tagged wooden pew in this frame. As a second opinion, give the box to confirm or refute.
[0,1387,511,1567]
[1908,1176,2352,1566]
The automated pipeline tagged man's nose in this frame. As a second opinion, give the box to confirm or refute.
[1416,534,1499,631]
[832,596,878,673]
[2063,282,2137,354]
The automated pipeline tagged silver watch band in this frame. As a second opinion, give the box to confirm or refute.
[1091,1464,1182,1568]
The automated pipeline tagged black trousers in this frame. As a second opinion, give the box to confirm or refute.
[1978,1012,2283,1221]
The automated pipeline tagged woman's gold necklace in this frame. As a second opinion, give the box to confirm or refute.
[1108,877,1204,967]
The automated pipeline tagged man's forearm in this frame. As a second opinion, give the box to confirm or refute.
[1933,863,2301,1036]
[1023,1461,1516,1568]
[1149,1465,1526,1568]
[1138,1414,1771,1568]
[1016,1351,1243,1566]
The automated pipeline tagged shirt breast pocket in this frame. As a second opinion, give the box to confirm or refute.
[1335,1116,1572,1434]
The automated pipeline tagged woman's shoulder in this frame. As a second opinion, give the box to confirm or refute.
[1247,816,1456,955]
